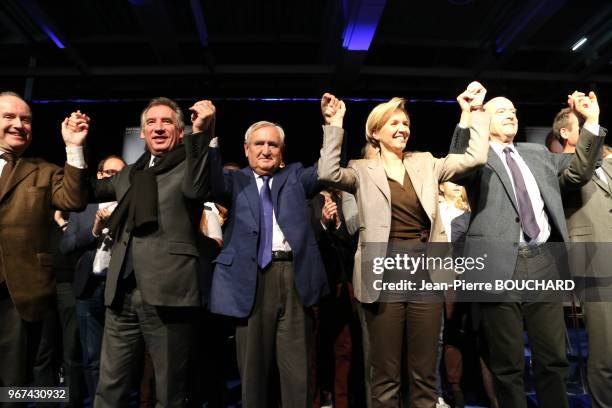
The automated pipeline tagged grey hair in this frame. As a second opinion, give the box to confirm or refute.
[244,121,285,145]
[140,97,185,131]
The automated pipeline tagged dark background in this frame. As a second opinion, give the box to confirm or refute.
[2,0,612,170]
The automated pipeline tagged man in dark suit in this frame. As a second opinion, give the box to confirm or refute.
[208,110,330,407]
[450,86,605,407]
[87,98,215,407]
[553,102,612,408]
[0,91,88,388]
[59,155,126,398]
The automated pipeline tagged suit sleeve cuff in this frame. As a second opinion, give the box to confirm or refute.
[65,146,86,169]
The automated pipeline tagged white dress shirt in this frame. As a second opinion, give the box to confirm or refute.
[490,142,551,245]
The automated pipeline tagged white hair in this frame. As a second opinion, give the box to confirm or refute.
[244,121,285,145]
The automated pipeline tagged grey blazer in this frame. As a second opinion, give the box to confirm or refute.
[450,126,606,282]
[318,124,489,303]
[563,158,612,278]
[91,133,210,307]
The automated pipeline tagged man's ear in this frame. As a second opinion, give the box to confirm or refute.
[140,131,145,140]
[560,128,569,140]
[244,143,249,157]
[179,130,185,142]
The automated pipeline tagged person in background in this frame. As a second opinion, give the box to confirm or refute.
[553,102,612,408]
[59,155,126,401]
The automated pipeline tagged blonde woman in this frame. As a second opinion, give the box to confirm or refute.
[318,83,489,408]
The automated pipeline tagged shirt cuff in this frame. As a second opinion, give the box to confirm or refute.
[583,122,600,136]
[66,146,86,169]
[209,137,219,148]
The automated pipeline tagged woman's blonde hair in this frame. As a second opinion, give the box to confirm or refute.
[365,97,409,148]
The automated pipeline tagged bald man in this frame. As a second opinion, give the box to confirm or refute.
[449,85,606,408]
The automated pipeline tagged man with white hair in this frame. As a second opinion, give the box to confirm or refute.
[207,102,336,407]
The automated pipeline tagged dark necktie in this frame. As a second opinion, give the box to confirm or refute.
[503,147,540,241]
[257,175,273,269]
[0,152,16,196]
[151,155,161,167]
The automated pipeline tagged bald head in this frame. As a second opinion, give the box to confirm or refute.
[484,96,518,144]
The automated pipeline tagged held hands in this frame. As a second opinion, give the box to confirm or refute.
[568,90,599,125]
[457,81,487,112]
[190,100,216,134]
[61,110,90,147]
[321,195,341,230]
[321,93,346,127]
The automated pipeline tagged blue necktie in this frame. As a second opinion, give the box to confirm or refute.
[258,176,273,268]
[503,147,540,241]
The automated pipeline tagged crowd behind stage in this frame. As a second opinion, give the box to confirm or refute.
[0,81,611,408]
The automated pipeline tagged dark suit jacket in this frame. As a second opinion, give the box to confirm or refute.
[0,159,87,321]
[309,193,356,288]
[450,126,606,281]
[90,132,211,307]
[59,204,100,298]
[208,148,328,318]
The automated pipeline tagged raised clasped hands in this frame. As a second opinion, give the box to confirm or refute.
[321,93,346,127]
[61,110,90,147]
[568,90,599,125]
[457,81,487,112]
[190,100,216,134]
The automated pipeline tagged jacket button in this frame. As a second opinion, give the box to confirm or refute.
[515,217,520,223]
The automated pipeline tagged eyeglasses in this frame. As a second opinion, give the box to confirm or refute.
[99,169,120,176]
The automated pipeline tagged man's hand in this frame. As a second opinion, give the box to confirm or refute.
[61,110,90,147]
[190,100,216,134]
[321,93,346,127]
[457,81,487,112]
[92,207,112,237]
[568,90,599,125]
[321,195,341,229]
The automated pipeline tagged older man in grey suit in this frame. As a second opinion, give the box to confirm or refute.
[450,87,606,408]
[553,100,612,408]
[86,98,215,407]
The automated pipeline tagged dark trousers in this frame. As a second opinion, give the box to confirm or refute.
[76,281,106,399]
[0,288,43,388]
[362,301,442,408]
[235,261,314,408]
[583,301,612,408]
[94,284,194,408]
[33,282,85,406]
[479,248,569,408]
[314,282,363,408]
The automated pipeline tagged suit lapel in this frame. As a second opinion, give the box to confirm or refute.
[271,167,289,216]
[366,156,391,204]
[242,168,260,223]
[0,158,37,202]
[403,154,433,222]
[487,148,519,214]
[594,160,612,194]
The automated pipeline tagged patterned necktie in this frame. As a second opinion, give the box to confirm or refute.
[151,155,161,167]
[257,175,273,269]
[0,152,17,196]
[503,147,540,241]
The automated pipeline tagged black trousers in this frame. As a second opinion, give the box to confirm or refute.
[235,261,314,408]
[0,286,44,408]
[480,247,569,408]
